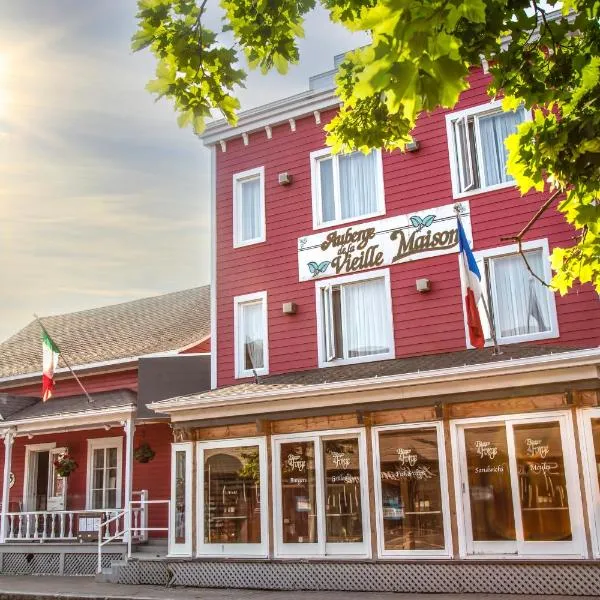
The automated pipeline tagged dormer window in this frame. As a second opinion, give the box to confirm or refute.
[310,149,385,229]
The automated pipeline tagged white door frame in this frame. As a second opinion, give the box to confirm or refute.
[577,407,600,558]
[272,427,371,559]
[451,410,586,559]
[169,442,194,557]
[372,421,453,558]
[196,437,269,558]
[23,442,56,512]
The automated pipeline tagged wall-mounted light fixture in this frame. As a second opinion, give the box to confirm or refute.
[416,278,431,293]
[282,302,297,315]
[278,172,292,185]
[406,139,420,152]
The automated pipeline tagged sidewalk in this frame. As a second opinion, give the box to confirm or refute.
[0,576,591,600]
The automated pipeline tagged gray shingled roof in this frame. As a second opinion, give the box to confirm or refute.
[1,390,136,423]
[0,394,39,420]
[153,344,590,406]
[0,286,210,379]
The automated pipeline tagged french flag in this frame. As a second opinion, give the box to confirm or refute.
[457,217,485,349]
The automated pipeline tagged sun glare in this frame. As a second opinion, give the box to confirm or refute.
[0,54,8,119]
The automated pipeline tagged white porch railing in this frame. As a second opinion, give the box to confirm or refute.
[4,509,123,541]
[98,496,170,573]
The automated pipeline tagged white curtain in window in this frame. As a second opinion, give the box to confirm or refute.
[342,278,389,358]
[242,301,264,370]
[339,151,378,220]
[319,158,336,223]
[492,250,550,338]
[479,107,526,186]
[240,178,262,241]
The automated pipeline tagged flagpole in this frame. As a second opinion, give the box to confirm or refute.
[34,314,94,403]
[454,207,502,356]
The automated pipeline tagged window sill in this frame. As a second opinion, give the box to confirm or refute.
[235,367,269,379]
[313,208,387,232]
[453,180,517,199]
[319,351,395,369]
[468,329,560,350]
[233,236,266,249]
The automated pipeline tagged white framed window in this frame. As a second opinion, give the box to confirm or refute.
[577,408,600,558]
[272,428,371,558]
[459,239,559,347]
[234,291,269,379]
[372,422,453,558]
[310,148,385,229]
[197,437,269,557]
[446,100,529,198]
[233,166,265,247]
[315,269,394,368]
[170,442,193,557]
[450,410,585,559]
[86,437,123,510]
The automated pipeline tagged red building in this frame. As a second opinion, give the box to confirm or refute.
[0,286,210,574]
[147,56,600,594]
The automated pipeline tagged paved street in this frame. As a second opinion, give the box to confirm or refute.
[0,576,594,600]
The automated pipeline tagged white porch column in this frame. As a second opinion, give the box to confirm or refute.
[123,417,135,543]
[0,429,15,543]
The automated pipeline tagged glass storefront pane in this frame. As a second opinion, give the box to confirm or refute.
[175,450,187,544]
[513,421,572,541]
[280,441,317,544]
[323,438,363,544]
[464,426,515,542]
[204,446,261,544]
[378,428,445,550]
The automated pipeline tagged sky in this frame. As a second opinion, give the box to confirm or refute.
[0,1,367,342]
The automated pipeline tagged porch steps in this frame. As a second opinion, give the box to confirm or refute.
[96,539,168,583]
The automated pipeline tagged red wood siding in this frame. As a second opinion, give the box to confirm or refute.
[0,423,170,534]
[0,368,138,397]
[215,67,600,386]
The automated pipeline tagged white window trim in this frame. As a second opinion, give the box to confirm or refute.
[233,166,266,248]
[450,410,586,560]
[445,99,532,199]
[577,407,600,558]
[196,436,269,558]
[315,268,395,368]
[86,437,123,510]
[372,421,453,558]
[233,290,269,379]
[310,147,386,230]
[169,441,194,557]
[271,428,371,559]
[459,238,559,348]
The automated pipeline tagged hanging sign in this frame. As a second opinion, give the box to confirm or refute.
[298,201,472,282]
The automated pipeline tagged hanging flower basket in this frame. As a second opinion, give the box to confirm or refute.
[134,443,156,464]
[53,454,78,478]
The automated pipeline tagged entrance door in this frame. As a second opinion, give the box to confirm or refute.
[454,412,584,558]
[47,448,68,511]
[273,429,370,558]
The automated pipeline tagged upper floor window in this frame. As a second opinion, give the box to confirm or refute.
[233,166,265,247]
[446,102,528,197]
[461,239,559,347]
[234,291,269,378]
[316,269,394,367]
[310,148,385,229]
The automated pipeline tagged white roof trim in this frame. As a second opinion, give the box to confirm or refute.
[201,88,337,146]
[149,347,600,415]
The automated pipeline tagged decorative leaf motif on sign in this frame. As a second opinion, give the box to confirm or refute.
[307,261,330,277]
[409,214,436,232]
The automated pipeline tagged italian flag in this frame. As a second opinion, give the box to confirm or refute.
[42,330,60,402]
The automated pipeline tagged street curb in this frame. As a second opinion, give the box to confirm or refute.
[0,593,168,600]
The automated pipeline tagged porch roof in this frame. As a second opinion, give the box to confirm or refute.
[0,389,136,427]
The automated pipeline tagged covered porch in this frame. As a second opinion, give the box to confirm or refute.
[0,390,161,546]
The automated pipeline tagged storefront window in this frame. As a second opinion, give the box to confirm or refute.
[204,446,262,544]
[513,422,572,542]
[324,438,363,544]
[464,426,515,542]
[174,450,187,544]
[377,427,445,551]
[280,441,317,544]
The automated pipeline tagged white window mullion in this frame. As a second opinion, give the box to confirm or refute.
[332,154,342,222]
[473,115,487,190]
